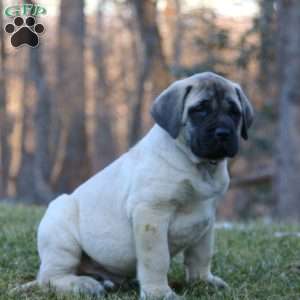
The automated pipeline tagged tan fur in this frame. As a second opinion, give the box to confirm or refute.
[27,73,250,299]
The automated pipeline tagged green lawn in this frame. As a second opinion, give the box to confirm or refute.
[0,203,300,300]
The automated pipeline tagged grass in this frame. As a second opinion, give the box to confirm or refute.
[0,203,300,300]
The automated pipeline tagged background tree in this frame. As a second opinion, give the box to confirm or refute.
[257,0,276,92]
[16,49,35,201]
[128,0,171,146]
[274,0,300,221]
[55,0,90,192]
[15,0,53,203]
[90,0,117,171]
[16,47,53,203]
[0,0,10,197]
[171,0,184,72]
[30,46,53,203]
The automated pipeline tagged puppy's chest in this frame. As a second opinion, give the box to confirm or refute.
[168,195,215,253]
[167,173,227,253]
[175,167,228,201]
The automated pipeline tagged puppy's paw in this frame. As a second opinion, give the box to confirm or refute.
[71,276,105,296]
[202,273,229,289]
[140,286,183,300]
[102,279,115,290]
[164,291,184,300]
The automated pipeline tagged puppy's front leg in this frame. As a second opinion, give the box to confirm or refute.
[133,203,181,300]
[184,225,228,289]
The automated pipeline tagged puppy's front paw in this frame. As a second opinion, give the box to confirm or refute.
[71,276,105,296]
[164,291,184,300]
[202,273,229,289]
[140,286,183,300]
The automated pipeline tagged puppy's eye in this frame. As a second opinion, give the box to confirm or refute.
[190,106,208,117]
[200,99,210,106]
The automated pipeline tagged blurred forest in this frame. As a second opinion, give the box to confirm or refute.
[0,0,299,221]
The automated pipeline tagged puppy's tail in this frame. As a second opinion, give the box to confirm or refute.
[9,280,38,294]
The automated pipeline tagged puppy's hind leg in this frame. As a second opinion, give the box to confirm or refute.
[37,194,105,296]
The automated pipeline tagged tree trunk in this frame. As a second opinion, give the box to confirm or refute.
[91,1,117,172]
[172,0,184,73]
[17,47,53,203]
[258,0,276,91]
[16,55,36,202]
[0,0,10,197]
[128,0,171,146]
[55,0,90,192]
[15,0,53,203]
[274,0,300,221]
[29,47,53,203]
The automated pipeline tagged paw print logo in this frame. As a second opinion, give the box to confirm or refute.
[5,16,45,48]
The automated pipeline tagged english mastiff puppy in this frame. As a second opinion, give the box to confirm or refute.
[36,72,253,299]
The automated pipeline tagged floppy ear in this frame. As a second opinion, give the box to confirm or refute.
[235,85,254,140]
[151,81,193,139]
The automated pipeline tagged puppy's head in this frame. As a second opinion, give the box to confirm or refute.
[151,72,254,160]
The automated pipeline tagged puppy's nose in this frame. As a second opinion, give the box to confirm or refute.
[215,128,230,141]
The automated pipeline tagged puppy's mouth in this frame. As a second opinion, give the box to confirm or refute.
[216,141,237,157]
[190,138,238,160]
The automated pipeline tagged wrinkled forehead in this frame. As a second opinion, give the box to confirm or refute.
[184,77,241,113]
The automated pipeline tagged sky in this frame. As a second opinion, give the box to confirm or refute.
[3,0,258,18]
[160,0,258,17]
